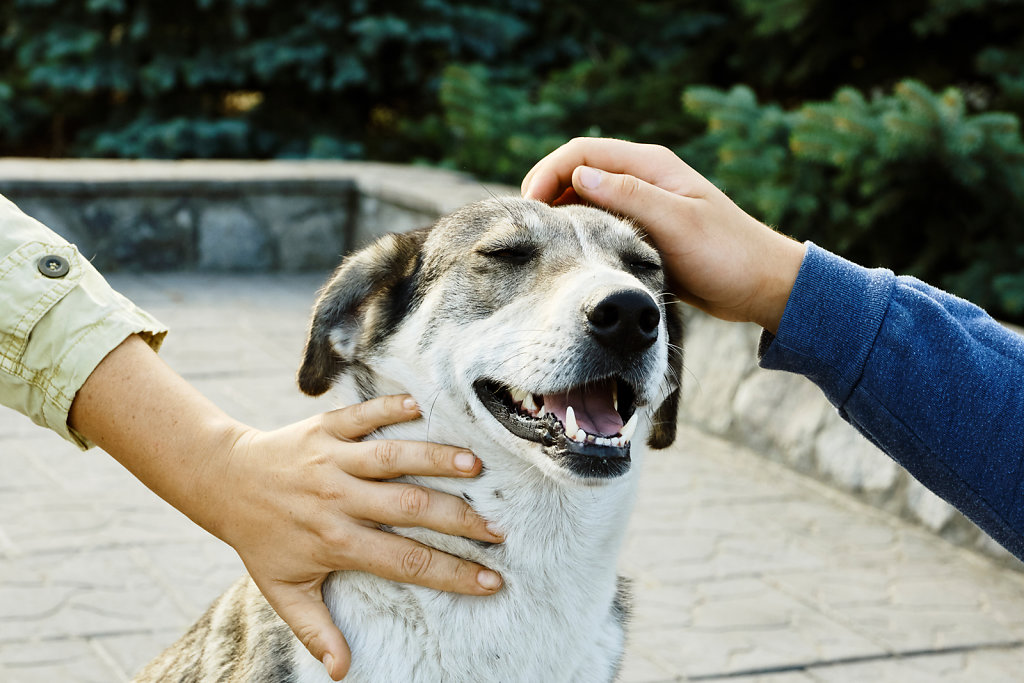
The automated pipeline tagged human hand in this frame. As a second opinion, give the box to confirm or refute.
[203,395,503,680]
[69,335,501,681]
[522,137,807,333]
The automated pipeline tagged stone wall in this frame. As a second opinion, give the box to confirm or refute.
[0,159,512,272]
[677,309,1020,567]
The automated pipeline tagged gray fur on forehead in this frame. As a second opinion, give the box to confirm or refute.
[421,197,640,255]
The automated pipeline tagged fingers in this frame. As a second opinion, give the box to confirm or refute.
[569,165,700,256]
[522,137,695,203]
[346,525,503,595]
[351,478,502,542]
[260,580,353,681]
[322,394,422,441]
[344,438,482,479]
[312,391,501,542]
[318,394,483,478]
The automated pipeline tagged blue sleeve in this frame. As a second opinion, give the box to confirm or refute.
[759,242,1024,560]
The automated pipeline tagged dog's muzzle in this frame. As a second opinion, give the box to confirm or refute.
[473,286,663,480]
[474,376,640,480]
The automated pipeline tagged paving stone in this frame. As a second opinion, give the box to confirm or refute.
[96,631,182,681]
[804,647,1024,681]
[0,638,122,683]
[0,548,184,644]
[641,579,886,678]
[618,640,680,683]
[0,446,54,494]
[133,541,244,618]
[723,672,817,683]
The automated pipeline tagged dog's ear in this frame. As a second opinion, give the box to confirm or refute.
[298,229,428,396]
[647,295,684,449]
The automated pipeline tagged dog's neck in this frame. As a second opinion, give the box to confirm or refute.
[370,404,641,587]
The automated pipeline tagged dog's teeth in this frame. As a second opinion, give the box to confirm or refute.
[522,393,537,412]
[510,387,527,404]
[619,413,639,443]
[565,405,579,436]
[576,428,587,442]
[612,383,618,412]
[586,434,596,444]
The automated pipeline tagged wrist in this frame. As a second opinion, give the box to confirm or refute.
[72,334,256,544]
[185,416,255,543]
[750,235,806,334]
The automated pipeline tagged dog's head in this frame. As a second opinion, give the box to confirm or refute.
[299,198,683,484]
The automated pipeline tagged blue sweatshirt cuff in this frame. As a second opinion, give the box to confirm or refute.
[758,242,896,410]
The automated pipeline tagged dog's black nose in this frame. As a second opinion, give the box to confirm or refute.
[586,289,660,352]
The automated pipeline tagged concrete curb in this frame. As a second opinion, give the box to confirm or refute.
[0,159,515,272]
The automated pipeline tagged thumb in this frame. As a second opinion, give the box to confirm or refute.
[571,165,692,245]
[261,581,353,680]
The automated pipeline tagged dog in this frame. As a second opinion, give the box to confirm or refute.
[134,197,683,682]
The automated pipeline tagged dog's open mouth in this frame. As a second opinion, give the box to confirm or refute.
[474,377,638,478]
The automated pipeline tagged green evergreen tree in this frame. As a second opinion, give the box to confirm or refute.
[0,0,546,157]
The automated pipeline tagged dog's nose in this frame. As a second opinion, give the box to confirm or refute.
[586,289,660,352]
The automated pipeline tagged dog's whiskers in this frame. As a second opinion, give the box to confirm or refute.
[423,389,444,440]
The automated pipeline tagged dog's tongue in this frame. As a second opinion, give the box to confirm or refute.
[543,379,623,437]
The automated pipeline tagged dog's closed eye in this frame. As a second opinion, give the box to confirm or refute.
[626,257,661,274]
[477,242,539,266]
[619,245,662,278]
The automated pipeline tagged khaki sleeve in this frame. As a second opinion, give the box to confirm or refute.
[0,194,168,449]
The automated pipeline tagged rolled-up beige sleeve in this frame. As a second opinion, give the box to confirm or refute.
[0,194,168,449]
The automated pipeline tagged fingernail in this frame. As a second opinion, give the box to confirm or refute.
[322,653,335,678]
[486,521,504,539]
[402,397,418,412]
[578,165,602,190]
[477,569,502,590]
[454,452,477,472]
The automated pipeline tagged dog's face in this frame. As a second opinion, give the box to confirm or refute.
[299,198,682,484]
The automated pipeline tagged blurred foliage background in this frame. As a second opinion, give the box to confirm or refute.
[3,0,1024,319]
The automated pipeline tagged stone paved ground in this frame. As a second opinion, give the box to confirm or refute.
[2,273,1024,682]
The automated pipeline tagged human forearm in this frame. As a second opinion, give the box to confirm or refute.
[68,333,244,538]
[760,244,1024,560]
